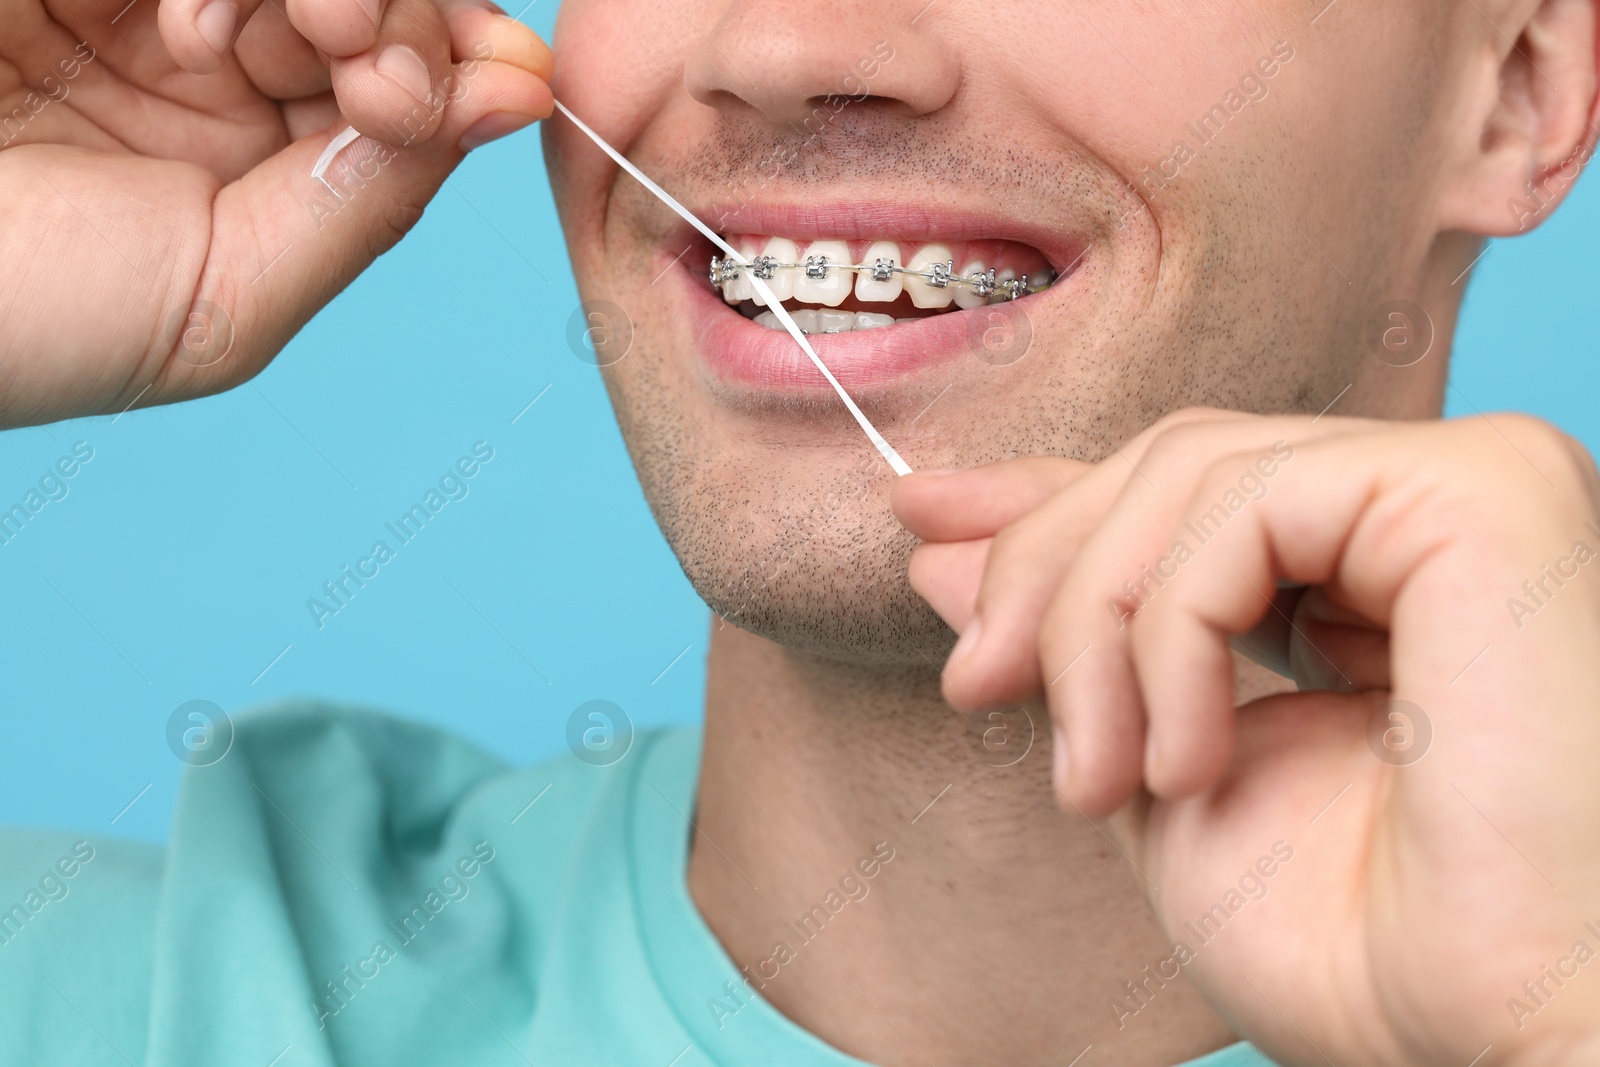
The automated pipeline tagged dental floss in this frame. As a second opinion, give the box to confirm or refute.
[548,101,914,477]
[311,125,363,192]
[308,114,914,477]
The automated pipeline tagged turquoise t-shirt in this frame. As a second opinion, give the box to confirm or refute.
[0,704,1277,1066]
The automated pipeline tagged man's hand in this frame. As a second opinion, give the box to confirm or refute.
[894,410,1600,1066]
[0,0,552,427]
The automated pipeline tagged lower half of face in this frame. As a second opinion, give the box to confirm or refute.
[548,1,1452,664]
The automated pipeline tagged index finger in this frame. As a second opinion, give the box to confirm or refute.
[893,407,1252,543]
[891,456,1089,542]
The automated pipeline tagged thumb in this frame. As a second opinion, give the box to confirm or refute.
[151,50,551,394]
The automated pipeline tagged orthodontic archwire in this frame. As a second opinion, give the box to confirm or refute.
[710,255,1056,302]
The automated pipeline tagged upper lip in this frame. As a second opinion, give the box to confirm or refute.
[670,200,1084,276]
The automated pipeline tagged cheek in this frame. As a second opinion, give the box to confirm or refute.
[907,538,991,632]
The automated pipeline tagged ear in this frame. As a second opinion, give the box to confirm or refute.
[1435,0,1598,236]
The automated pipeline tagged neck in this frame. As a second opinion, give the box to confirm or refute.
[690,623,1241,1067]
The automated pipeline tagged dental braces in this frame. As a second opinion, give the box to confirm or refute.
[708,255,1056,301]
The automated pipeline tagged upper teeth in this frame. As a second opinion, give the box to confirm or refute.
[710,238,1056,310]
[794,240,853,307]
[855,241,904,303]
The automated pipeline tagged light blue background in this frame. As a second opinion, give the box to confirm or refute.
[0,6,1594,842]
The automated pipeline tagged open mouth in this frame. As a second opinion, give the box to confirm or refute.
[709,235,1061,334]
[669,207,1083,394]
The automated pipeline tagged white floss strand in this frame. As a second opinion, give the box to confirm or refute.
[311,125,363,193]
[549,100,913,476]
[308,115,913,477]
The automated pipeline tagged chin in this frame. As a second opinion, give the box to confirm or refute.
[700,555,959,667]
[632,421,957,665]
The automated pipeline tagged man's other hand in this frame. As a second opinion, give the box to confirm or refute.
[895,410,1600,1067]
[0,0,552,427]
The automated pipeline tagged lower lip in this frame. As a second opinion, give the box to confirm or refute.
[682,265,1022,392]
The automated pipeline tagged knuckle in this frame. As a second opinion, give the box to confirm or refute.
[1154,405,1229,431]
[1482,410,1556,454]
[1431,416,1597,537]
[1480,414,1589,490]
[1142,417,1217,471]
[1552,429,1599,489]
[1201,444,1273,492]
[1564,437,1600,507]
[1123,409,1214,467]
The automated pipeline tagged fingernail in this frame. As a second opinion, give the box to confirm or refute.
[459,111,538,152]
[946,616,983,668]
[1052,727,1070,790]
[915,468,962,477]
[195,0,238,55]
[376,45,433,105]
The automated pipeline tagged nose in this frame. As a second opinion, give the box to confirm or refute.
[683,1,959,125]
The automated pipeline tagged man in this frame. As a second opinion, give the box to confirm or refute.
[0,0,1596,1063]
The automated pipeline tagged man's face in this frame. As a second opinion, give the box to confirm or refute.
[544,0,1461,662]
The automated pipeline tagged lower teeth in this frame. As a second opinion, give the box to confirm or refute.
[752,309,901,334]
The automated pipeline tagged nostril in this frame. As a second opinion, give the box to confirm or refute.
[683,12,960,125]
[694,88,752,115]
[804,94,918,120]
